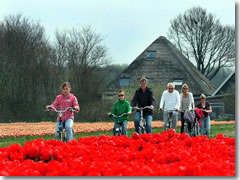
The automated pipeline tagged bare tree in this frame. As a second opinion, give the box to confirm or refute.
[54,26,109,105]
[0,14,111,122]
[168,7,235,80]
[0,14,55,121]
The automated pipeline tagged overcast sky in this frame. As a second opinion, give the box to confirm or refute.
[0,0,236,65]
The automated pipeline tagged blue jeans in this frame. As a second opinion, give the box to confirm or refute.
[55,119,74,142]
[200,116,210,136]
[134,112,152,134]
[113,120,127,136]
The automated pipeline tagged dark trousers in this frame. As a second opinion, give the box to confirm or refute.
[180,112,192,134]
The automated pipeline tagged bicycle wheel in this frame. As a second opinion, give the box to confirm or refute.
[166,121,169,131]
[119,127,122,136]
[72,129,74,139]
[196,122,200,136]
[169,120,172,129]
[58,132,63,141]
[192,121,199,137]
[139,126,146,134]
[183,122,188,134]
[114,127,121,136]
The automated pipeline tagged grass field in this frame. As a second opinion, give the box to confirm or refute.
[0,124,235,148]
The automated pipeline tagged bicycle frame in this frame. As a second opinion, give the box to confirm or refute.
[182,110,200,137]
[47,106,75,142]
[110,113,128,136]
[181,110,189,135]
[132,106,153,134]
[192,115,200,137]
[163,109,177,131]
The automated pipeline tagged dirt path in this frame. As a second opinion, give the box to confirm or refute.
[0,120,235,138]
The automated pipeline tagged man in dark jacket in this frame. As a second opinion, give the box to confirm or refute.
[131,77,156,134]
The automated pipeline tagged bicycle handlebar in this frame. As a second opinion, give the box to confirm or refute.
[162,109,178,112]
[132,106,154,111]
[47,106,76,113]
[110,113,129,118]
[180,109,195,112]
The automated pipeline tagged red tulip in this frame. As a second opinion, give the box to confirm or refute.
[0,131,235,176]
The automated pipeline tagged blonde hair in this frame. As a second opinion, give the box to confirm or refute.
[181,83,189,93]
[200,94,206,99]
[140,77,147,83]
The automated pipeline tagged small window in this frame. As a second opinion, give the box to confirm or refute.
[120,78,130,87]
[173,80,183,86]
[146,51,156,59]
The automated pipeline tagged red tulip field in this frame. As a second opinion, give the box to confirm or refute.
[0,129,235,176]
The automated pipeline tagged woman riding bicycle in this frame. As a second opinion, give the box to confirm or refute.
[46,82,79,142]
[107,90,131,136]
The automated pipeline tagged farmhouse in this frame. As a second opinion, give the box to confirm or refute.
[103,36,216,98]
[194,71,235,119]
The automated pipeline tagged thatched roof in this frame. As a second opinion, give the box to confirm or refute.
[104,36,216,96]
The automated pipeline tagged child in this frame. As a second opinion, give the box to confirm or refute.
[46,82,79,142]
[107,90,131,136]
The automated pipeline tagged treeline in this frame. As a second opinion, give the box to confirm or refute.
[0,14,234,122]
[0,14,127,122]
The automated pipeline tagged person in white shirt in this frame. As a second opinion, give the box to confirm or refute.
[159,82,180,131]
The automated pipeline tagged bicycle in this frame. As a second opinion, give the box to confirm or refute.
[182,110,200,137]
[162,109,178,131]
[132,106,154,134]
[46,106,76,142]
[192,111,200,137]
[181,110,192,136]
[109,113,129,136]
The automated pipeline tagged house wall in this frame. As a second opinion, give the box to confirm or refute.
[194,95,234,120]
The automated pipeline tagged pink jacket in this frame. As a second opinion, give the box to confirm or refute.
[50,93,79,122]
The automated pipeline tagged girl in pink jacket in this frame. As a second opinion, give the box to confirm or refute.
[46,82,79,142]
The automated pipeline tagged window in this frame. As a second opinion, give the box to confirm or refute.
[146,51,156,59]
[120,78,130,87]
[173,80,183,86]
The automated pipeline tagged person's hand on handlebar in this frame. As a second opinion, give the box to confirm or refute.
[46,105,52,111]
[107,112,111,116]
[130,107,134,112]
[73,106,80,113]
[158,108,162,112]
